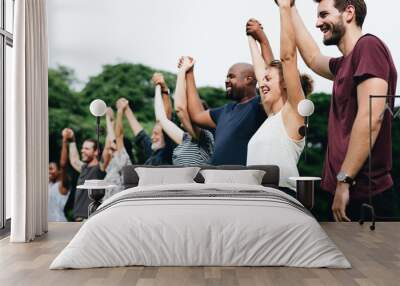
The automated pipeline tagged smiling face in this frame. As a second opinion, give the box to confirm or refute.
[81,140,97,163]
[225,63,256,102]
[151,123,166,151]
[316,0,346,46]
[48,162,59,182]
[259,66,284,111]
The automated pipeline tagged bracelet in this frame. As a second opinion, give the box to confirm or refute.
[161,88,170,95]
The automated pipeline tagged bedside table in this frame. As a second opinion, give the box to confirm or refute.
[289,177,321,210]
[77,180,117,216]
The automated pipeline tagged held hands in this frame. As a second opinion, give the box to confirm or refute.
[246,19,267,43]
[274,0,295,8]
[152,72,168,91]
[332,183,351,222]
[116,98,129,112]
[62,128,74,142]
[178,56,195,73]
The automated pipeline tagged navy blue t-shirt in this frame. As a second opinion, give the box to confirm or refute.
[209,95,266,165]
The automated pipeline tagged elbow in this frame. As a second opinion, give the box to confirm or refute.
[175,106,186,115]
[370,117,384,134]
[306,52,321,71]
[191,113,202,125]
[280,51,296,64]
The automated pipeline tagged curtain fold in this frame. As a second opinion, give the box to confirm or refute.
[8,0,48,242]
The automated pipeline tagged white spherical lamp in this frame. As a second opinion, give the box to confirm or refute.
[89,99,107,117]
[298,99,315,117]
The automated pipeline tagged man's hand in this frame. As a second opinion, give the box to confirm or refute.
[178,56,195,73]
[246,19,267,43]
[332,183,351,222]
[116,98,129,112]
[274,0,295,7]
[152,72,168,91]
[62,128,74,141]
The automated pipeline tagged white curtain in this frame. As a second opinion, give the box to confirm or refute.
[7,0,48,242]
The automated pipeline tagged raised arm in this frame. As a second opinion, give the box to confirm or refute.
[152,72,173,120]
[290,4,333,80]
[102,107,115,169]
[184,62,216,129]
[115,98,128,151]
[154,84,184,144]
[278,0,305,112]
[63,128,83,172]
[246,18,274,65]
[59,130,70,195]
[174,57,199,139]
[60,129,69,170]
[125,105,144,137]
[248,36,267,86]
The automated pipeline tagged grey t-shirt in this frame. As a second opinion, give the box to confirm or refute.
[73,164,106,219]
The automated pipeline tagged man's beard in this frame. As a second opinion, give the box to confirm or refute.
[226,87,244,101]
[323,21,345,46]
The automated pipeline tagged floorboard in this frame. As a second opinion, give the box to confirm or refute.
[1,222,399,286]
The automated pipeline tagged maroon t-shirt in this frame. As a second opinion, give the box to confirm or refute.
[321,34,397,199]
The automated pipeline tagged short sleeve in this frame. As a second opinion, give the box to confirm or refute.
[254,96,267,125]
[329,57,343,76]
[353,35,390,85]
[209,106,225,125]
[134,130,152,159]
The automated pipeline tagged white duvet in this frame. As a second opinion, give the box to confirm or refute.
[50,183,351,269]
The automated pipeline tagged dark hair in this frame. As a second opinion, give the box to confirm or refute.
[201,99,209,110]
[300,74,314,96]
[269,60,314,96]
[84,139,99,151]
[313,0,367,27]
[49,161,59,169]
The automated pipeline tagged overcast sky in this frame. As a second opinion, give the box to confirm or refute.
[48,0,399,96]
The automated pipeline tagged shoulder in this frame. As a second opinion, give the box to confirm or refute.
[356,34,385,46]
[353,34,389,57]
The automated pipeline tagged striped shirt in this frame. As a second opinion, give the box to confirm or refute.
[172,130,214,166]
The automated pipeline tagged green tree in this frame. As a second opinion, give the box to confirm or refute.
[48,66,93,162]
[197,86,229,108]
[80,63,177,124]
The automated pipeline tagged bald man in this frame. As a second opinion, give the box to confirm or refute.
[185,62,268,165]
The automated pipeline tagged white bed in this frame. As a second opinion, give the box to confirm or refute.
[50,183,351,269]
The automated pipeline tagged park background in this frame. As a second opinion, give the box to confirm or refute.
[47,0,400,220]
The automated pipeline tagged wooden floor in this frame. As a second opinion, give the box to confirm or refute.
[1,222,400,286]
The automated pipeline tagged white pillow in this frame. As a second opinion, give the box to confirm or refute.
[200,169,266,185]
[135,167,200,186]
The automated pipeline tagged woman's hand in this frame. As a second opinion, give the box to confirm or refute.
[178,56,195,73]
[105,107,114,120]
[116,98,129,112]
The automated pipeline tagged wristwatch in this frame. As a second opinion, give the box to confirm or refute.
[161,88,170,95]
[336,171,355,186]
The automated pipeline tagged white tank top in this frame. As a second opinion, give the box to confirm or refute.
[247,110,305,190]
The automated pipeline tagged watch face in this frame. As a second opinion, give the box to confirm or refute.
[337,171,346,181]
